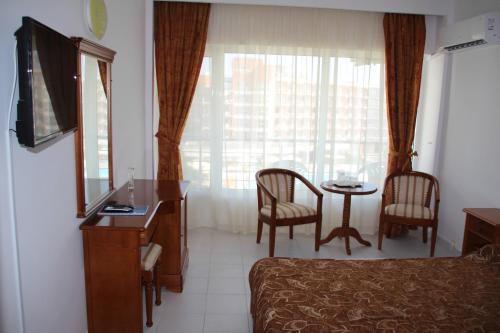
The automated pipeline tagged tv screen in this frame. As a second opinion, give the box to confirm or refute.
[15,17,77,148]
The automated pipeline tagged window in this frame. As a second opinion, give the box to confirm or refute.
[182,53,387,189]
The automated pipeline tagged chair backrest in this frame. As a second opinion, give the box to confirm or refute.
[384,171,438,207]
[256,169,295,206]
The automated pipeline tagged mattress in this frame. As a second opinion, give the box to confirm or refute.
[249,247,500,332]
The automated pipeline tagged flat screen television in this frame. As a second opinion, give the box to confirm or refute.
[15,17,77,148]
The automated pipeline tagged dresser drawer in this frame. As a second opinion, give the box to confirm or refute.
[462,208,500,256]
[468,216,495,241]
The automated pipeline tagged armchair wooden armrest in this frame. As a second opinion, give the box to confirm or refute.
[294,173,323,214]
[294,173,323,197]
[432,175,440,217]
[256,179,278,204]
[255,176,278,219]
[380,193,387,212]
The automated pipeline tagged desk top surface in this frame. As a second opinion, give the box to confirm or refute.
[463,208,500,226]
[80,179,189,230]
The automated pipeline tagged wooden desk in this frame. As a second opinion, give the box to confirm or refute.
[462,208,500,255]
[319,182,377,255]
[80,179,189,333]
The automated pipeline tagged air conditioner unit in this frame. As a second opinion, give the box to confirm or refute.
[439,12,500,52]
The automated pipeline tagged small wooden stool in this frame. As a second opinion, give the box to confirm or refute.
[141,243,162,327]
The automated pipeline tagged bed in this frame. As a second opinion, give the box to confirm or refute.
[249,246,500,332]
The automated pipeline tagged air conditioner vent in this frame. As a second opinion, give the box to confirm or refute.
[438,12,500,52]
[444,39,487,51]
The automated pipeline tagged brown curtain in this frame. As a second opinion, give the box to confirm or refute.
[383,13,426,236]
[97,60,108,98]
[154,1,211,180]
[384,13,426,174]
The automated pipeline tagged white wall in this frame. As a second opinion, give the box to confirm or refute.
[165,0,454,15]
[431,1,500,249]
[453,0,500,22]
[437,45,500,248]
[144,0,154,179]
[413,53,448,175]
[0,0,145,332]
[0,4,24,327]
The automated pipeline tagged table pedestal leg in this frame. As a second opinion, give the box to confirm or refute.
[343,194,352,254]
[320,194,372,255]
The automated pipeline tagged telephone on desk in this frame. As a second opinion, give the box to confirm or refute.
[102,202,134,213]
[98,202,149,216]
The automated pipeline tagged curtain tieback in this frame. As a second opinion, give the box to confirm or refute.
[389,150,418,158]
[155,133,180,151]
[389,149,418,170]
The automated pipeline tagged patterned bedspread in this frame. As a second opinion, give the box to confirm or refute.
[249,248,500,332]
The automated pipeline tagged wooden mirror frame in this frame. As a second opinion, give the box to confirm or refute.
[73,38,116,217]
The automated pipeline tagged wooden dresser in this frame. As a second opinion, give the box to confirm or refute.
[462,208,500,255]
[80,179,189,333]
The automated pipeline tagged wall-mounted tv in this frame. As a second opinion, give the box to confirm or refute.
[15,17,77,148]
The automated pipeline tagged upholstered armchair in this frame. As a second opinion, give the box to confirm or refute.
[378,171,440,257]
[256,168,323,257]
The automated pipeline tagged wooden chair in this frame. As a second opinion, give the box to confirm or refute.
[141,243,162,327]
[378,171,440,257]
[256,168,323,257]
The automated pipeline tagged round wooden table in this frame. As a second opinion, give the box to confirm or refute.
[320,181,377,255]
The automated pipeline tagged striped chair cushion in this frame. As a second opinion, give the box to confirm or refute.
[141,243,162,271]
[260,202,316,219]
[385,203,433,219]
[259,173,293,205]
[392,175,432,206]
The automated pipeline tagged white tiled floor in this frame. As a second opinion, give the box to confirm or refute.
[144,227,460,333]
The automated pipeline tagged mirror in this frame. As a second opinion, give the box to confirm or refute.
[73,38,116,217]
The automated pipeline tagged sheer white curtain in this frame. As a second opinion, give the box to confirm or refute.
[178,5,388,234]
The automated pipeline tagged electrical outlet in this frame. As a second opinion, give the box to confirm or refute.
[451,240,456,251]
